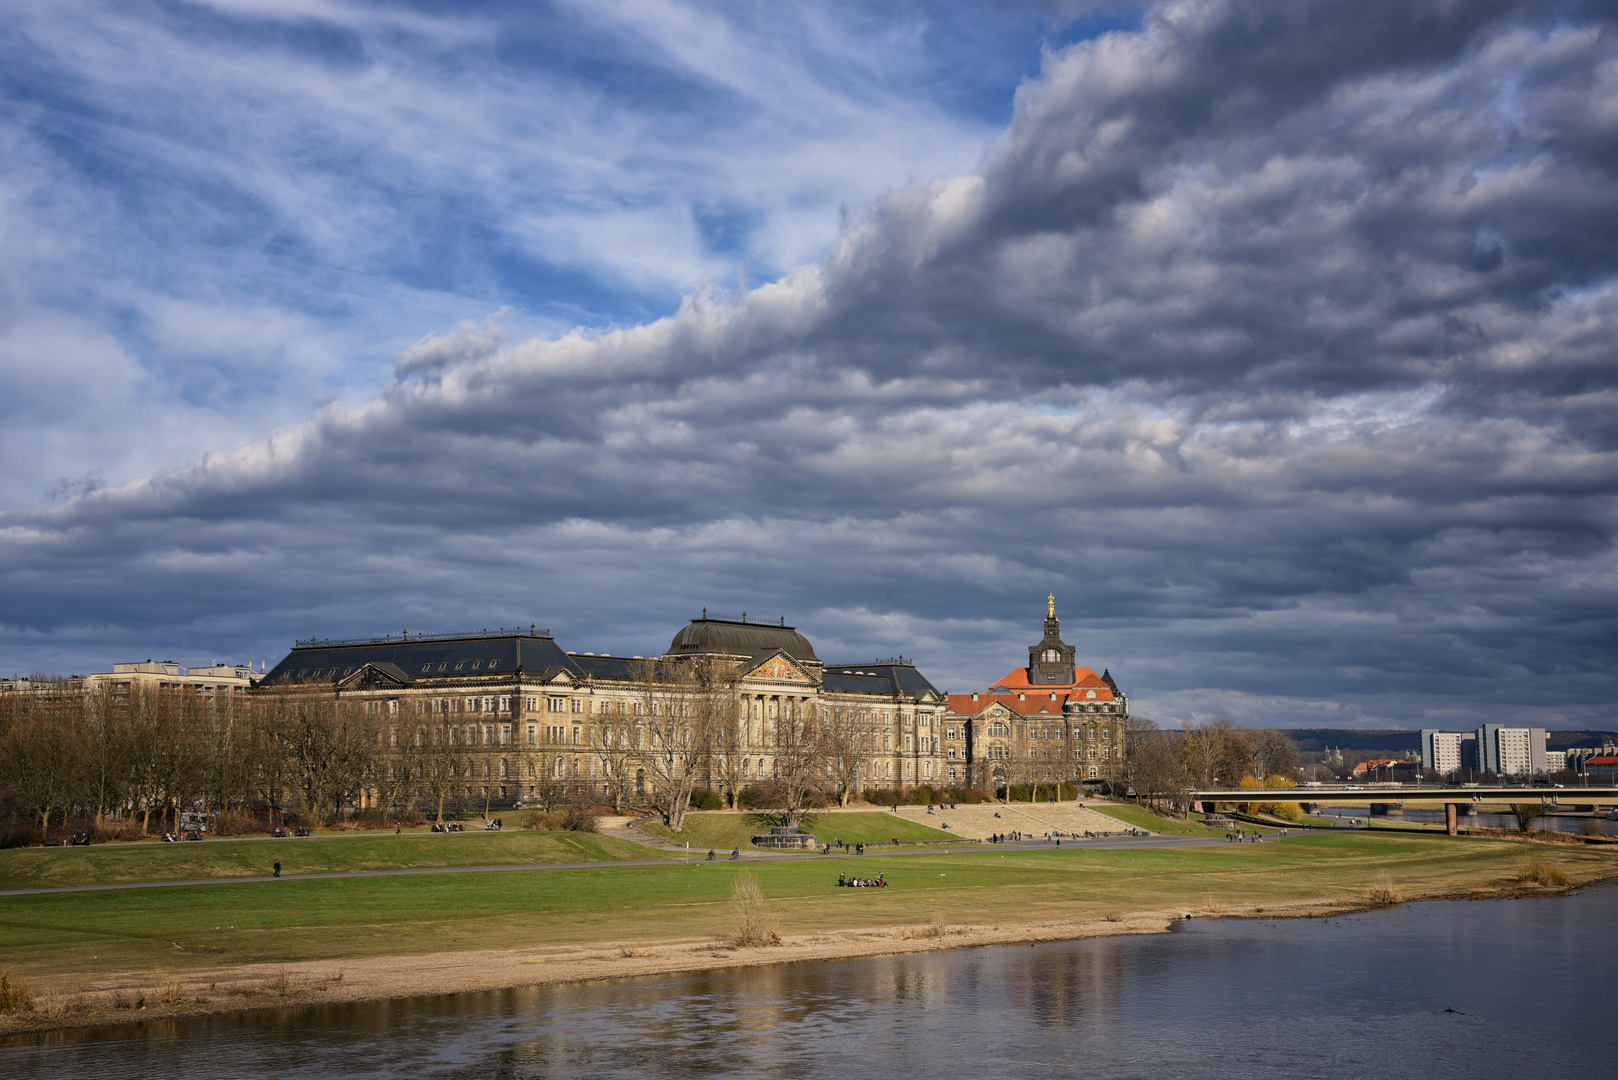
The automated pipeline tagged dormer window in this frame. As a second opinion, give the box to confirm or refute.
[488,661,499,669]
[1087,689,1097,699]
[471,661,481,670]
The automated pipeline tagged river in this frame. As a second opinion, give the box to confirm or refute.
[6,883,1614,1079]
[1318,806,1618,835]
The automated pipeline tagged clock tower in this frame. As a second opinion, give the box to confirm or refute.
[1027,595,1077,685]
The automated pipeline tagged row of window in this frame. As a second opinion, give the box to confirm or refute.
[966,745,1111,760]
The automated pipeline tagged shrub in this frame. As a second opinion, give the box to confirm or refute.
[524,811,564,831]
[94,817,145,842]
[561,806,599,832]
[1582,818,1606,837]
[1365,876,1402,907]
[1519,862,1572,887]
[211,809,271,837]
[859,785,987,807]
[689,789,725,811]
[0,970,35,1013]
[736,783,786,810]
[729,872,780,948]
[1510,804,1541,832]
[0,824,42,849]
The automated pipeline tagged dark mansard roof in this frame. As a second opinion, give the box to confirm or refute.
[264,622,945,702]
[666,617,820,663]
[263,631,575,685]
[822,662,942,700]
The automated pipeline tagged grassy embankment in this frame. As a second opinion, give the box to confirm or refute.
[1085,803,1245,837]
[0,830,663,892]
[636,811,955,850]
[3,830,1615,991]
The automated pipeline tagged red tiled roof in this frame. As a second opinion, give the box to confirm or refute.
[1351,758,1407,772]
[946,690,1117,717]
[986,666,1114,699]
[1584,755,1618,765]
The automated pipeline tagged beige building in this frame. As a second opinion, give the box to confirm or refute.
[259,615,950,807]
[945,599,1129,792]
[85,660,260,696]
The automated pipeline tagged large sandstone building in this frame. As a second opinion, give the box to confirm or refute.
[944,597,1129,790]
[258,602,1127,807]
[260,614,951,805]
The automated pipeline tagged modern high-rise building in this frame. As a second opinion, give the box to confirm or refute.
[1475,723,1547,776]
[1421,725,1548,776]
[1420,729,1475,775]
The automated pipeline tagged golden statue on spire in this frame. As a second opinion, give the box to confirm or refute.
[1048,593,1056,618]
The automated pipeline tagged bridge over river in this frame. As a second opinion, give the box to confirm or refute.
[1186,784,1618,835]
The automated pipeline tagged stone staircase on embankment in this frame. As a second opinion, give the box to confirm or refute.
[885,801,1142,840]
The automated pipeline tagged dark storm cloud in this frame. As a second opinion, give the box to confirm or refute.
[3,0,1616,729]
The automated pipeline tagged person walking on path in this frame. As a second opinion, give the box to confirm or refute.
[272,861,281,878]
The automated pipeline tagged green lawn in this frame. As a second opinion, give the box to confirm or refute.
[0,830,664,891]
[1086,802,1244,837]
[4,831,1612,986]
[637,811,955,850]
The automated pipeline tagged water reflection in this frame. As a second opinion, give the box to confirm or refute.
[1318,805,1618,834]
[7,883,1614,1079]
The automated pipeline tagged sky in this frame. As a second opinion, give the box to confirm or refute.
[1,0,1615,731]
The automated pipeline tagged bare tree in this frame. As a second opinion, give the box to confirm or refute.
[141,688,205,833]
[707,695,748,809]
[1248,728,1299,784]
[818,704,868,806]
[1127,720,1191,813]
[197,693,258,814]
[633,657,729,831]
[419,700,470,823]
[248,689,298,825]
[1,696,83,835]
[376,709,425,819]
[80,689,135,825]
[1182,718,1252,788]
[590,698,640,814]
[769,697,823,827]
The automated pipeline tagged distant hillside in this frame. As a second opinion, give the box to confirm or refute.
[1285,730,1418,753]
[1281,728,1616,752]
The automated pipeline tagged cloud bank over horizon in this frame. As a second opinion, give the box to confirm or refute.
[3,0,1616,731]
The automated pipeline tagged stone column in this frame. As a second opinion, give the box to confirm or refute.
[1446,802,1458,836]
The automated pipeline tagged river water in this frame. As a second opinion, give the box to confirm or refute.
[6,883,1614,1079]
[1319,806,1618,835]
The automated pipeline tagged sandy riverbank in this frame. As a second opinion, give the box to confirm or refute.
[1,876,1592,1040]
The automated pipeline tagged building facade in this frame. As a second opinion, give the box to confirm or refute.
[1420,725,1550,777]
[86,660,259,696]
[944,598,1129,792]
[258,615,950,806]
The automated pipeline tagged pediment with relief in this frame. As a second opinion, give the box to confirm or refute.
[339,662,413,689]
[746,653,809,682]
